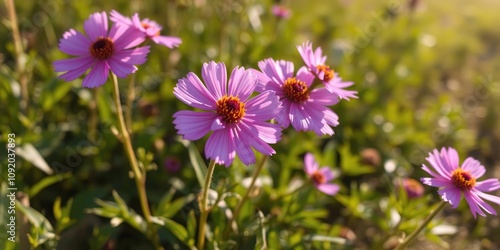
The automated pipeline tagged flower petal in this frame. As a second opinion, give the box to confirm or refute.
[107,57,137,78]
[202,61,227,100]
[420,177,451,187]
[232,125,256,165]
[112,46,150,65]
[59,29,91,56]
[173,110,216,140]
[109,24,146,50]
[205,129,236,167]
[461,157,485,178]
[319,167,335,181]
[110,10,133,26]
[437,186,461,208]
[174,72,217,110]
[84,12,108,41]
[53,56,94,72]
[237,120,280,154]
[463,191,487,218]
[245,90,282,121]
[228,66,256,101]
[316,183,339,196]
[82,60,109,88]
[304,153,318,175]
[151,35,182,48]
[475,179,500,192]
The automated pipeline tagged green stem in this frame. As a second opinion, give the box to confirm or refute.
[197,160,217,250]
[395,201,447,250]
[223,155,268,238]
[126,73,136,135]
[111,74,161,249]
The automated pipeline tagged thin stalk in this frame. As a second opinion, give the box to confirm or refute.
[395,201,447,250]
[197,160,217,250]
[126,73,136,135]
[111,74,161,249]
[223,155,268,238]
[6,0,28,112]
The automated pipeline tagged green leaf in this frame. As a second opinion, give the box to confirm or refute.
[16,143,54,175]
[152,216,189,242]
[186,210,197,247]
[179,137,207,187]
[40,78,73,111]
[28,172,71,198]
[16,200,54,232]
[157,194,196,219]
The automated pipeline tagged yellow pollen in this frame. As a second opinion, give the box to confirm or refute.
[216,95,246,123]
[316,64,334,82]
[451,169,476,190]
[90,37,114,60]
[311,171,326,184]
[141,22,151,29]
[283,77,309,102]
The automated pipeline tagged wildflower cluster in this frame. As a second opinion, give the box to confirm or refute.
[51,9,500,250]
[173,41,357,168]
[54,10,181,88]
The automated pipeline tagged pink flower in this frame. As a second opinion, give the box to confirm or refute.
[297,41,357,100]
[53,12,150,88]
[304,153,339,196]
[173,61,283,167]
[110,10,181,48]
[252,58,339,136]
[271,5,291,19]
[421,147,500,218]
[401,178,424,199]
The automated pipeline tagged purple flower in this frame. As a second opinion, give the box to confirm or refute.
[271,5,291,19]
[173,61,283,167]
[297,41,357,100]
[252,58,339,136]
[401,178,424,199]
[110,10,181,48]
[421,147,500,218]
[53,12,150,88]
[304,153,339,196]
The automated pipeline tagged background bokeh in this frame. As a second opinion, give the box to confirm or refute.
[1,0,500,249]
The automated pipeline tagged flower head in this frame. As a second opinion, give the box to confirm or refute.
[271,5,291,19]
[173,61,283,167]
[401,178,424,199]
[53,12,150,88]
[252,58,340,136]
[297,41,357,100]
[304,153,339,196]
[421,147,500,218]
[110,10,181,48]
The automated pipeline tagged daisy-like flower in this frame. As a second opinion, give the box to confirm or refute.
[173,61,283,167]
[421,147,500,218]
[110,10,181,48]
[304,153,339,196]
[53,12,150,88]
[252,58,339,136]
[297,41,357,100]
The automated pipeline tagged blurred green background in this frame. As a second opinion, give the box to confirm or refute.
[1,0,500,249]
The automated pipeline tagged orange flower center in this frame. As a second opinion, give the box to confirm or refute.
[283,77,309,102]
[316,64,334,82]
[90,37,114,60]
[311,171,326,184]
[216,95,246,123]
[451,169,476,190]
